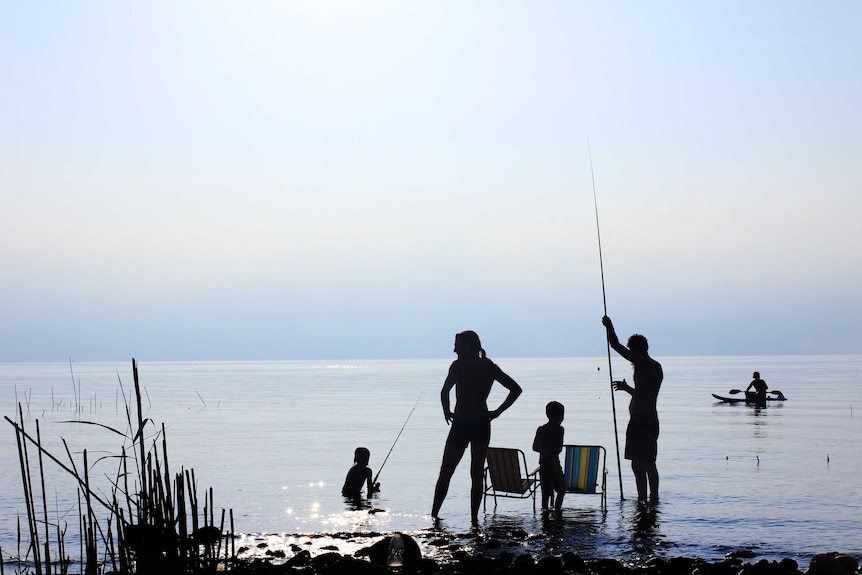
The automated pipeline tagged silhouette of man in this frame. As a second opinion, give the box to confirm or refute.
[431,330,522,525]
[603,315,663,505]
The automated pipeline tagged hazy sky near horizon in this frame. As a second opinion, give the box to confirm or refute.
[2,1,860,362]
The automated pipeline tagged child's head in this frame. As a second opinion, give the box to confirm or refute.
[354,447,370,466]
[545,401,564,424]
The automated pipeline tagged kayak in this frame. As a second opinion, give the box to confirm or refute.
[712,390,787,404]
[712,394,747,404]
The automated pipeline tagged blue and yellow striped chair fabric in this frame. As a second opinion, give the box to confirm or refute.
[563,445,607,510]
[563,445,601,493]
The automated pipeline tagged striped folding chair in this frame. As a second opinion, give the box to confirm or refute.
[483,447,539,511]
[563,445,607,511]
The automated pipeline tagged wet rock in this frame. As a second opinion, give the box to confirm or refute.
[482,538,503,549]
[512,553,537,574]
[285,549,312,567]
[834,555,858,575]
[454,553,506,574]
[727,551,758,561]
[355,534,423,574]
[666,556,699,575]
[265,549,286,558]
[320,557,389,575]
[560,552,585,572]
[588,557,628,575]
[806,553,859,575]
[701,559,744,575]
[311,551,344,571]
[418,557,441,575]
[535,554,565,575]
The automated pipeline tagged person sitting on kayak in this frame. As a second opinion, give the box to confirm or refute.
[746,372,768,406]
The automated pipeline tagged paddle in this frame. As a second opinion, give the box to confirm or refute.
[728,388,785,402]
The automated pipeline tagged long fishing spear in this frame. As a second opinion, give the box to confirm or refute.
[372,391,423,486]
[589,138,625,500]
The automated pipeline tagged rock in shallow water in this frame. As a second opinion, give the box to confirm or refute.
[805,552,859,575]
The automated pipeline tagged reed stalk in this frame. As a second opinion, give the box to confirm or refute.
[15,405,42,574]
[36,420,52,575]
[132,359,147,526]
[6,358,239,574]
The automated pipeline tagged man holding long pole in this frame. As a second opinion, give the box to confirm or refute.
[602,315,663,506]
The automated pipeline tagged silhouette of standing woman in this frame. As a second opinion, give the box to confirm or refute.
[603,315,663,505]
[431,330,522,525]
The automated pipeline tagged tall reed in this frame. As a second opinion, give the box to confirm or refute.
[5,358,238,574]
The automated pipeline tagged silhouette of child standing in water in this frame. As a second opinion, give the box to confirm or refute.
[533,401,565,512]
[342,447,377,498]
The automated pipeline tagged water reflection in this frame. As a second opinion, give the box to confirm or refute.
[713,397,784,441]
[620,502,667,565]
[477,506,612,559]
[631,504,662,545]
[235,501,665,567]
[750,407,768,439]
[748,401,783,439]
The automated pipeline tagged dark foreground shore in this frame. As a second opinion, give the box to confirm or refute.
[231,530,860,575]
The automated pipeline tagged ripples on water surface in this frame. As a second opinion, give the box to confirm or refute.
[1,355,860,568]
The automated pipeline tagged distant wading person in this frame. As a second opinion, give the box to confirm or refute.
[431,330,522,525]
[602,315,663,505]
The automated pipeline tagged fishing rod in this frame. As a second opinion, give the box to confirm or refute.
[372,391,423,486]
[589,138,625,500]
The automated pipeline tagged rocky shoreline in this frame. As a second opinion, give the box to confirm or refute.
[231,531,860,575]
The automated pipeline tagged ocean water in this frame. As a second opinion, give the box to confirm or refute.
[1,355,860,570]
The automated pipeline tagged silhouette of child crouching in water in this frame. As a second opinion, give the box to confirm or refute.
[342,447,379,498]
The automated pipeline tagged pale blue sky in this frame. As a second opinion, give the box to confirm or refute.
[2,1,860,361]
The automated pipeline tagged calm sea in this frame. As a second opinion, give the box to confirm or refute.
[2,356,860,569]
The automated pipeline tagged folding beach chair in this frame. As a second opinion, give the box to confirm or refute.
[563,445,607,511]
[483,447,540,511]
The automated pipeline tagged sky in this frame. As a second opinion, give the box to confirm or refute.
[1,1,860,362]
